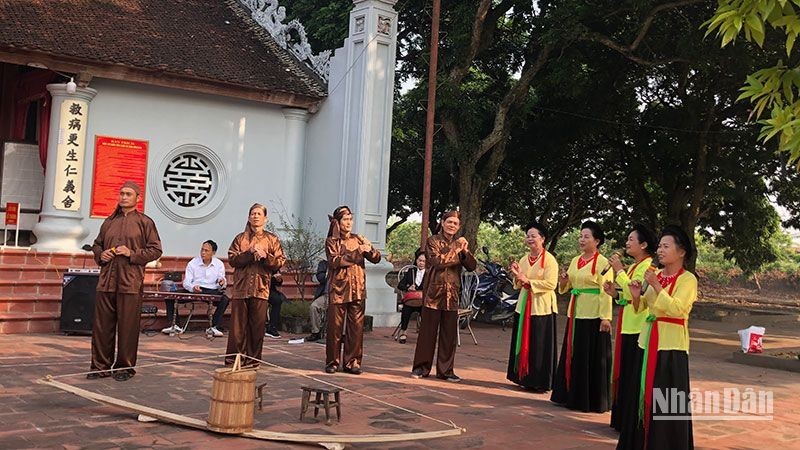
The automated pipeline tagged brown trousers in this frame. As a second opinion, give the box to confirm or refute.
[325,300,364,370]
[412,307,458,377]
[90,291,142,375]
[225,297,268,366]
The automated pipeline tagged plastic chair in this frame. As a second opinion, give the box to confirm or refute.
[457,271,479,346]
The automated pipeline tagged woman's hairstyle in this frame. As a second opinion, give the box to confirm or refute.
[245,203,267,233]
[581,220,605,246]
[441,210,460,221]
[241,203,268,248]
[414,247,424,262]
[631,223,657,257]
[433,209,461,235]
[327,205,353,237]
[524,221,548,241]
[660,225,694,261]
[249,203,267,216]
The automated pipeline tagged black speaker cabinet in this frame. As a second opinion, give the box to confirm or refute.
[60,272,99,335]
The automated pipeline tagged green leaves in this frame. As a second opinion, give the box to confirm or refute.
[706,0,800,167]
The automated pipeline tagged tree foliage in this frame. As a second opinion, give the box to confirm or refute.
[286,0,800,276]
[705,0,800,167]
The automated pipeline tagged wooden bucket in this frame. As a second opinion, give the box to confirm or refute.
[207,354,257,434]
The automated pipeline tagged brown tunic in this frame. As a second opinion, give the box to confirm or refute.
[325,234,381,304]
[422,233,477,311]
[227,231,285,300]
[91,209,162,293]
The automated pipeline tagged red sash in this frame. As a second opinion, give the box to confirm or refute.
[639,268,686,449]
[641,316,686,448]
[516,252,545,379]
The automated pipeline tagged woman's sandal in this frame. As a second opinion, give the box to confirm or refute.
[399,333,407,344]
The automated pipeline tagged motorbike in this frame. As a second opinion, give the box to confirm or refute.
[468,247,519,330]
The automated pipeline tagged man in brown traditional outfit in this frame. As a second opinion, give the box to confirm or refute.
[225,203,285,366]
[411,210,476,382]
[325,205,381,375]
[88,181,162,382]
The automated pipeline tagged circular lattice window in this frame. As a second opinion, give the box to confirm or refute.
[163,153,214,207]
[150,144,229,224]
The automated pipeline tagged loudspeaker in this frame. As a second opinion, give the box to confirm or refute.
[60,272,99,335]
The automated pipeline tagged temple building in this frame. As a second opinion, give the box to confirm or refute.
[0,0,399,332]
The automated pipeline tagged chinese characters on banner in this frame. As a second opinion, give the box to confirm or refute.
[4,202,19,226]
[52,100,89,211]
[90,136,148,217]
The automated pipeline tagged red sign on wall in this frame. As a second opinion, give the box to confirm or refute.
[4,202,19,225]
[90,136,148,218]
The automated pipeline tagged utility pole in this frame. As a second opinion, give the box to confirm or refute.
[420,0,441,248]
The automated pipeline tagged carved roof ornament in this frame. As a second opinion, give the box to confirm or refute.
[241,0,331,82]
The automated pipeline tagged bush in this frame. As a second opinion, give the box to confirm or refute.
[281,299,310,319]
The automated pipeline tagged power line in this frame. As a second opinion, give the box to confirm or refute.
[531,105,755,135]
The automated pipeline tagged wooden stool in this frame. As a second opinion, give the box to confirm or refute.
[255,382,268,411]
[299,385,342,425]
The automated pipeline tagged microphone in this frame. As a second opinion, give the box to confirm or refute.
[81,244,92,269]
[639,256,660,292]
[600,250,624,276]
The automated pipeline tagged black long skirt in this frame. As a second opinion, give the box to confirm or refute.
[616,349,694,450]
[506,313,557,391]
[550,317,611,413]
[611,333,642,431]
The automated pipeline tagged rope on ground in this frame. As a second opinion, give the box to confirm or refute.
[45,351,462,431]
[47,353,231,379]
[236,354,461,430]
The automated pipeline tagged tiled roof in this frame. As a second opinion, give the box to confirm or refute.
[0,0,327,101]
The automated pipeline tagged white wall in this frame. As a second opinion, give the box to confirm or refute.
[79,79,298,256]
[303,48,348,237]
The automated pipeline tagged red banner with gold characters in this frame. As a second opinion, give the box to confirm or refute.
[90,136,148,218]
[4,202,19,226]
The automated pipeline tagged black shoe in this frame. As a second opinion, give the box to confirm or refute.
[344,366,362,375]
[398,333,407,344]
[410,368,425,379]
[306,332,321,342]
[437,374,461,383]
[325,366,337,374]
[265,328,281,339]
[113,371,134,382]
[86,371,109,380]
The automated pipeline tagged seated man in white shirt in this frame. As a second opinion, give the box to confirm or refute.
[161,240,230,337]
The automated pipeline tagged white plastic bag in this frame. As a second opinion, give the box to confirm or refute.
[737,326,765,353]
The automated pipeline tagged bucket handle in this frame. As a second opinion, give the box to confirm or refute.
[232,353,243,372]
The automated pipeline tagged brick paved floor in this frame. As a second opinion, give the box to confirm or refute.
[1,314,798,449]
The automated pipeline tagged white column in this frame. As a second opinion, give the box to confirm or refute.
[338,0,398,326]
[32,84,98,251]
[282,108,309,221]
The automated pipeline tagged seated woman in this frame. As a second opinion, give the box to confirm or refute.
[396,249,426,344]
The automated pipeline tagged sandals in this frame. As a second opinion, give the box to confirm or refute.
[399,333,407,344]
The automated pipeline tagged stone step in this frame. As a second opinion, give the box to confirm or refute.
[0,279,64,296]
[0,311,60,334]
[0,294,62,314]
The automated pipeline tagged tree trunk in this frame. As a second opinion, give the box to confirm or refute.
[457,164,482,251]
